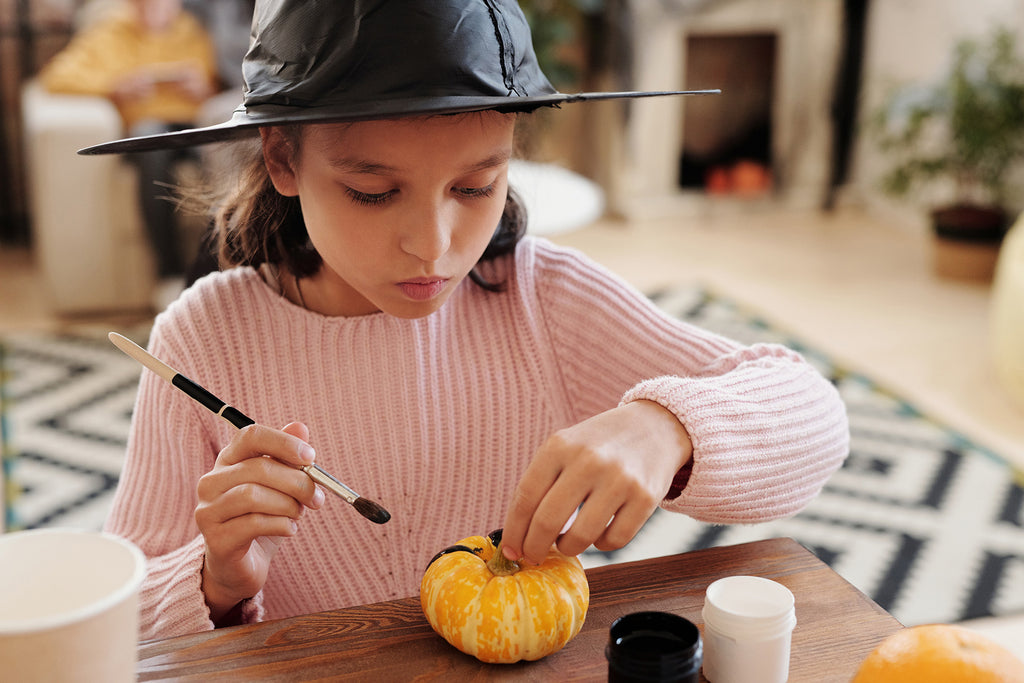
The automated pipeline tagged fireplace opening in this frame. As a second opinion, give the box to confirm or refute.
[678,33,777,196]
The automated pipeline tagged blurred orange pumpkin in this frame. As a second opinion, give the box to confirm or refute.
[851,623,1024,683]
[419,529,589,664]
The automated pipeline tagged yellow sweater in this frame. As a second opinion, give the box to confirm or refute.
[39,4,217,129]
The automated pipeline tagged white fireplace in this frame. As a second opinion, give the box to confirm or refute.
[598,0,844,218]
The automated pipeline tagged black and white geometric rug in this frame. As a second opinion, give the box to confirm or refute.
[2,288,1023,629]
[2,326,147,533]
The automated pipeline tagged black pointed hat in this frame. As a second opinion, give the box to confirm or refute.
[79,0,716,154]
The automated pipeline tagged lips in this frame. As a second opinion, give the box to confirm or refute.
[397,277,449,301]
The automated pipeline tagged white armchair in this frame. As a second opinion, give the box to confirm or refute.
[21,79,156,314]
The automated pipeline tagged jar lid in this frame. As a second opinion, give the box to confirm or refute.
[702,576,796,640]
[606,611,702,680]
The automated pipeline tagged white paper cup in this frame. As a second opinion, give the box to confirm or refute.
[0,528,147,682]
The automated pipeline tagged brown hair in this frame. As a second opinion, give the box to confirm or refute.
[195,126,527,292]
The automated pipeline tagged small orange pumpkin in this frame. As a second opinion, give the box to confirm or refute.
[420,529,589,664]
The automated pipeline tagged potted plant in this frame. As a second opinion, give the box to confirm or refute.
[870,27,1024,280]
[514,0,602,161]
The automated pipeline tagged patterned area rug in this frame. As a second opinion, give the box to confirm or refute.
[2,288,1023,628]
[2,326,146,532]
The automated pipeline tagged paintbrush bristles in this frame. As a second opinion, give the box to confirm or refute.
[305,465,392,524]
[354,497,392,525]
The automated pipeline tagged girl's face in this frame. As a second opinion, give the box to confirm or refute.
[261,113,516,318]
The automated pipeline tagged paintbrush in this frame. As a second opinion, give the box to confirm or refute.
[108,332,390,525]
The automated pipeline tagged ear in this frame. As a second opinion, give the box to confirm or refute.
[260,127,300,197]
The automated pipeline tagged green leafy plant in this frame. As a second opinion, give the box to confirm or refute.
[871,27,1024,209]
[519,0,604,87]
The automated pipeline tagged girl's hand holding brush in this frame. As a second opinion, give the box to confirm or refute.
[195,421,325,623]
[105,331,390,623]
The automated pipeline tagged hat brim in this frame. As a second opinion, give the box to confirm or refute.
[77,89,719,155]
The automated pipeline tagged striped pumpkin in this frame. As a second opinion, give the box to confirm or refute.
[420,529,589,664]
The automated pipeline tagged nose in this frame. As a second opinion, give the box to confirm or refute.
[399,203,452,263]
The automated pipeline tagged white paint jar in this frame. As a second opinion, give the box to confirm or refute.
[701,575,796,683]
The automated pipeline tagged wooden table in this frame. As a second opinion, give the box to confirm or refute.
[137,537,902,681]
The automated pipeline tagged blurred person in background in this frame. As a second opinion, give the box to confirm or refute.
[39,0,218,310]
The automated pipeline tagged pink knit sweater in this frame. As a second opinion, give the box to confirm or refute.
[105,237,848,639]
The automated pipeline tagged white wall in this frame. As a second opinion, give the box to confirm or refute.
[848,0,1024,228]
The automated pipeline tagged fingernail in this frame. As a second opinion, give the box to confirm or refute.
[312,487,325,508]
[299,444,316,464]
[502,546,519,562]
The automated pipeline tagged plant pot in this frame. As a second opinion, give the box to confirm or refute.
[930,204,1008,282]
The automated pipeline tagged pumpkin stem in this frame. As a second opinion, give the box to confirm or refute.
[487,539,521,576]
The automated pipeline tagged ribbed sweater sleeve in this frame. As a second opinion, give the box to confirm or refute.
[523,243,850,522]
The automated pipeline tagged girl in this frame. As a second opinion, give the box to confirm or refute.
[88,0,849,639]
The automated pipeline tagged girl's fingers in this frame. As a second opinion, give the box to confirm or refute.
[500,443,567,562]
[505,435,600,564]
[551,498,615,559]
[506,402,689,564]
[197,481,307,527]
[523,484,651,561]
[205,513,299,558]
[197,423,321,617]
[564,495,654,557]
[203,422,323,509]
[280,421,311,444]
[517,477,591,564]
[198,453,323,511]
[505,437,667,563]
[218,423,316,468]
[591,509,646,554]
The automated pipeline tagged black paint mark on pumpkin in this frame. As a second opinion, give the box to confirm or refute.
[426,544,483,570]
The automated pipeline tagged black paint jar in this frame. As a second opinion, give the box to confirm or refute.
[606,611,703,682]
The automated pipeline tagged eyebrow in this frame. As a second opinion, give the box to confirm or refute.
[329,149,513,176]
[329,159,396,175]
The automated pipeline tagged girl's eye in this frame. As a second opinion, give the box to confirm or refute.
[345,187,396,206]
[344,184,496,205]
[454,184,496,199]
